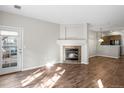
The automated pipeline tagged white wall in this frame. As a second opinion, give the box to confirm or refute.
[60,24,86,40]
[88,31,97,57]
[0,11,60,70]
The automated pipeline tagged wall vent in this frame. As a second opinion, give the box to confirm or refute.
[14,5,21,10]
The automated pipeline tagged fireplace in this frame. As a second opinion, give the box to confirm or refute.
[64,46,81,62]
[57,40,88,64]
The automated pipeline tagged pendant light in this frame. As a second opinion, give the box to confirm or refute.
[98,28,104,42]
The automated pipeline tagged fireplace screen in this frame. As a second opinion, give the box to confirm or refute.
[64,46,81,62]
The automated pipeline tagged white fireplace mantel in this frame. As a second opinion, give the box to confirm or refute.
[57,39,87,46]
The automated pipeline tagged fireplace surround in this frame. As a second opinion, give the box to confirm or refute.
[57,40,88,64]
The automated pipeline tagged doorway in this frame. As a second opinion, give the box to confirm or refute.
[0,25,23,75]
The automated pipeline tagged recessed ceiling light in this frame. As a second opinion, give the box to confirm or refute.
[14,5,21,10]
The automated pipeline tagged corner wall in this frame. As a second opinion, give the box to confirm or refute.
[88,31,97,58]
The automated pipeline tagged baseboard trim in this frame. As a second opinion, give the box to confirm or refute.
[22,62,61,71]
[89,55,97,58]
[81,61,89,65]
[96,55,119,59]
[22,65,45,71]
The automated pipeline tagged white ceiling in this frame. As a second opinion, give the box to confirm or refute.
[0,5,124,31]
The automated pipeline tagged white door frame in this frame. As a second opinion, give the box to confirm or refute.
[0,25,23,75]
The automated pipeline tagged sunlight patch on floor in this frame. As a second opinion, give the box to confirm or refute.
[32,69,41,74]
[21,70,45,87]
[45,63,54,68]
[40,70,65,88]
[56,67,62,71]
[97,79,104,88]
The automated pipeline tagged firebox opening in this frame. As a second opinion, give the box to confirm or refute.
[63,46,81,63]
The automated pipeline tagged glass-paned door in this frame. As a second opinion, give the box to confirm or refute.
[0,26,22,75]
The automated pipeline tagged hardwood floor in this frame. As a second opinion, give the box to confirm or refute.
[1,56,124,88]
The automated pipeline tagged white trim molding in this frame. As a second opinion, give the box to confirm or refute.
[22,65,44,71]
